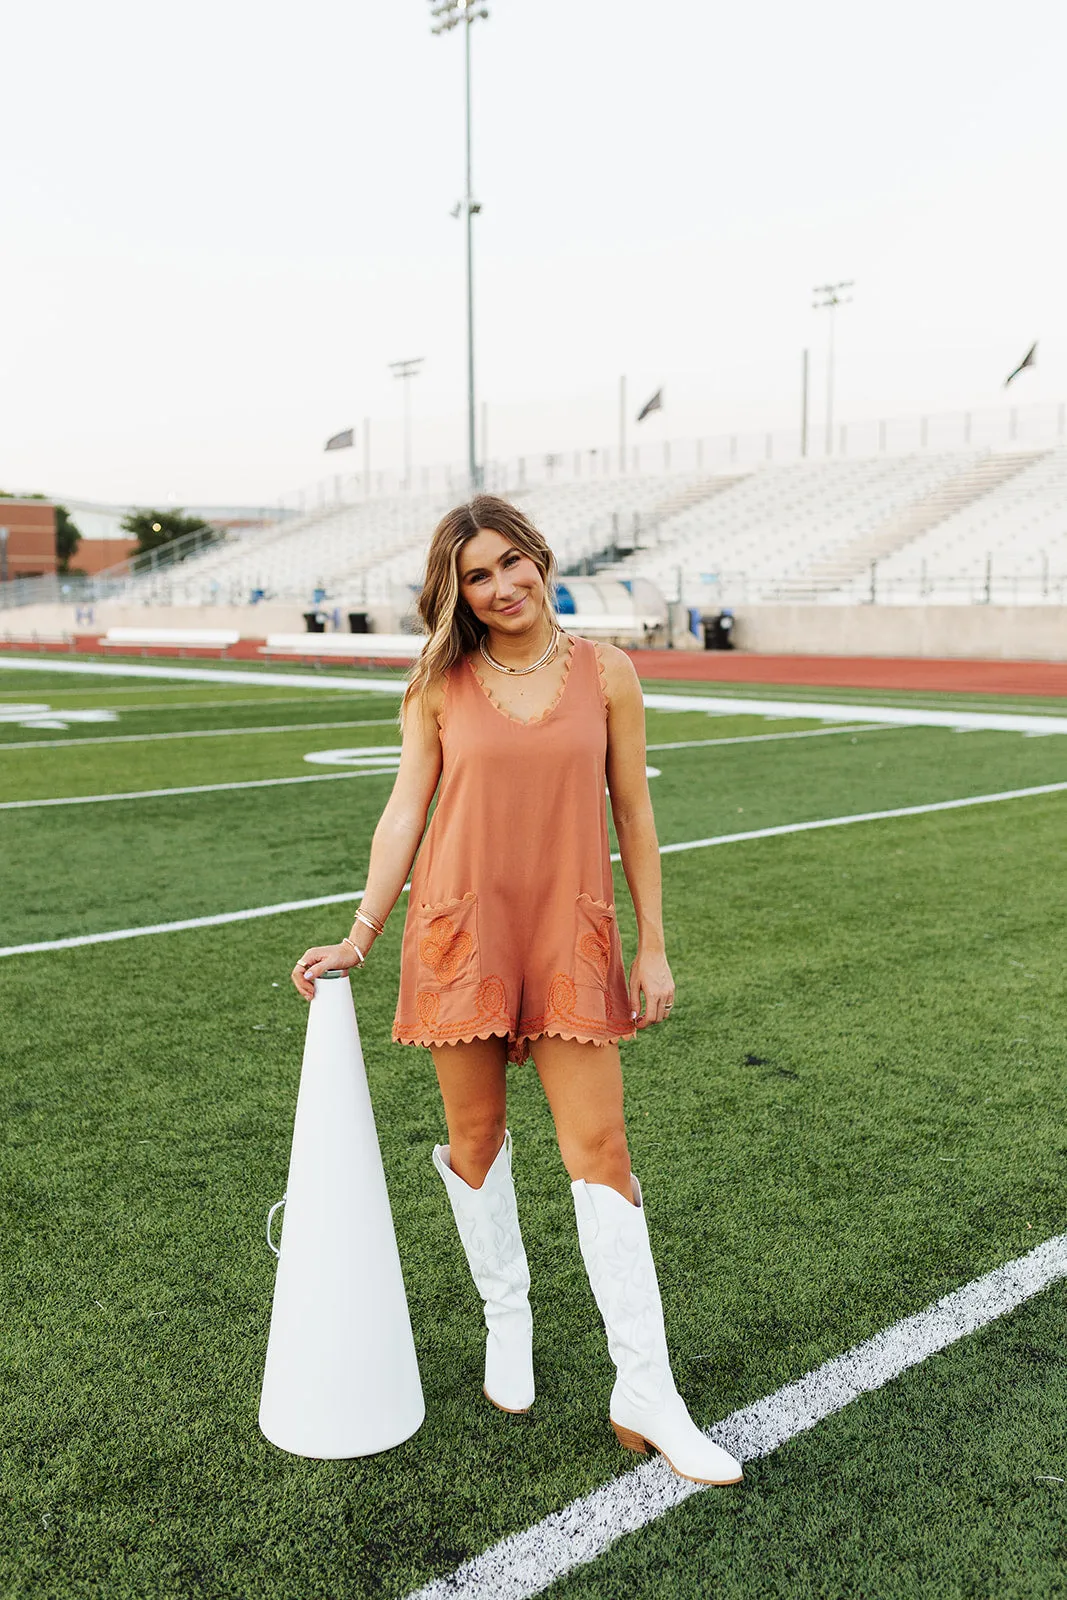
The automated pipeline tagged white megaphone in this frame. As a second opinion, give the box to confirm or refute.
[258,970,424,1457]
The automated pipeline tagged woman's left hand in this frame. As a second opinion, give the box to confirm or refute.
[628,947,675,1029]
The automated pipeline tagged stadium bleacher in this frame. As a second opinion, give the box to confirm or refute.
[74,446,1067,620]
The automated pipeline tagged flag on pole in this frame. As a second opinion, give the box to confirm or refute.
[325,428,355,452]
[636,388,663,422]
[1004,343,1037,387]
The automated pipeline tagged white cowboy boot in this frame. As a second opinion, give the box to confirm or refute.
[432,1128,535,1413]
[571,1173,742,1485]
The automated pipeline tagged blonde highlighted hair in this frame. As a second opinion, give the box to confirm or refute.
[399,495,559,727]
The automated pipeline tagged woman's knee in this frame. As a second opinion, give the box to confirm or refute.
[449,1109,507,1160]
[559,1123,630,1183]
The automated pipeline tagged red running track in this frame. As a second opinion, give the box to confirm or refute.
[625,651,1067,697]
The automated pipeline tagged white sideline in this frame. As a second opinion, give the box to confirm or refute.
[403,1231,1067,1600]
[1,656,1065,735]
[0,717,398,752]
[0,657,406,692]
[2,779,1065,956]
[0,768,398,811]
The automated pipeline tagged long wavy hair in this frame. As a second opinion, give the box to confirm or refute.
[399,495,559,727]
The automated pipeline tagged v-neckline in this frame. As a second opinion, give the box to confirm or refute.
[467,633,577,728]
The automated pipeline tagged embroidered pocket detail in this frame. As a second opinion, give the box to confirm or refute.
[574,893,616,988]
[416,891,480,988]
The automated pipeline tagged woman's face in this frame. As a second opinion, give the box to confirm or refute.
[457,528,547,634]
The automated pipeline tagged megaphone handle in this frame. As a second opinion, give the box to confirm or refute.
[266,1194,287,1257]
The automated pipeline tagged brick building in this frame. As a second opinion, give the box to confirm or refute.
[0,500,57,581]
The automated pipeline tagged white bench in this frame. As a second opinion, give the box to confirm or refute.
[102,627,241,649]
[563,612,662,640]
[261,632,424,658]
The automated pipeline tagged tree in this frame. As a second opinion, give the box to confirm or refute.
[55,505,82,571]
[121,508,216,557]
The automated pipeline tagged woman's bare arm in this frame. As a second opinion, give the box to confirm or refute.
[292,682,444,997]
[601,645,675,1027]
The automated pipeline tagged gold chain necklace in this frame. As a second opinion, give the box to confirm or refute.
[478,625,561,676]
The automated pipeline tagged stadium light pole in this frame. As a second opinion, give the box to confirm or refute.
[388,358,425,491]
[429,0,488,492]
[812,281,854,456]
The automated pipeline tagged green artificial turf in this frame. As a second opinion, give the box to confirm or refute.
[545,1281,1067,1600]
[1,664,1065,1599]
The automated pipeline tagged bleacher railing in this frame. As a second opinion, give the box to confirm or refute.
[0,523,228,611]
[275,398,1067,512]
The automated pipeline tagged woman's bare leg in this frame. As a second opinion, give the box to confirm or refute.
[429,1035,510,1188]
[528,1036,633,1201]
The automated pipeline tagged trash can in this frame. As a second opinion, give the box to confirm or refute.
[348,612,370,634]
[702,610,735,650]
[303,611,327,634]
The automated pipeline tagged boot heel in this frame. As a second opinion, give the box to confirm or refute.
[611,1419,648,1454]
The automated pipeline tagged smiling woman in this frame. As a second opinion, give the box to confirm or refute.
[289,493,742,1487]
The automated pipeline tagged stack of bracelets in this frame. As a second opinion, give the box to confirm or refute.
[340,906,386,967]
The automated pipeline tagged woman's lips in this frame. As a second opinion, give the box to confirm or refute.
[498,596,526,614]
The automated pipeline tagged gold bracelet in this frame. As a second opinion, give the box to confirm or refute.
[354,908,385,937]
[340,936,365,967]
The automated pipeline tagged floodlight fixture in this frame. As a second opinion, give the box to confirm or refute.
[389,358,425,491]
[812,280,855,456]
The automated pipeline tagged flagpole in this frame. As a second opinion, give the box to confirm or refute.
[800,349,809,457]
[430,1,489,493]
[619,376,627,475]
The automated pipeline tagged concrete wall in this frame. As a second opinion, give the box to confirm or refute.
[732,604,1067,661]
[0,599,413,642]
[3,597,1065,661]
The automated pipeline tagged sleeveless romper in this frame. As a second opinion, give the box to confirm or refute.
[392,634,636,1065]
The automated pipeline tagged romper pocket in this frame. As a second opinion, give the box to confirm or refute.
[574,893,617,988]
[416,891,481,988]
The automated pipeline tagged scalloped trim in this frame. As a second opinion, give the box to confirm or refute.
[466,631,577,727]
[391,1021,637,1065]
[510,1025,637,1065]
[392,1025,513,1051]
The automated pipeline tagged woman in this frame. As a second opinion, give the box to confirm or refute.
[291,495,741,1487]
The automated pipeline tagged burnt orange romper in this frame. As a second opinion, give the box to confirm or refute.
[392,633,637,1065]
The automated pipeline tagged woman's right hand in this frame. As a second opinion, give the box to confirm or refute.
[291,942,364,1002]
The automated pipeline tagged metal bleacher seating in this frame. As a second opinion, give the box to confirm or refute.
[106,448,1067,618]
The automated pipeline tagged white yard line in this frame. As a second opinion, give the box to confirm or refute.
[2,655,1065,733]
[0,768,398,812]
[0,718,398,752]
[0,722,892,795]
[646,722,889,751]
[3,779,1064,956]
[402,1231,1067,1600]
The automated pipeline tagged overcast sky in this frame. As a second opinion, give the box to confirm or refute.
[3,0,1065,508]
